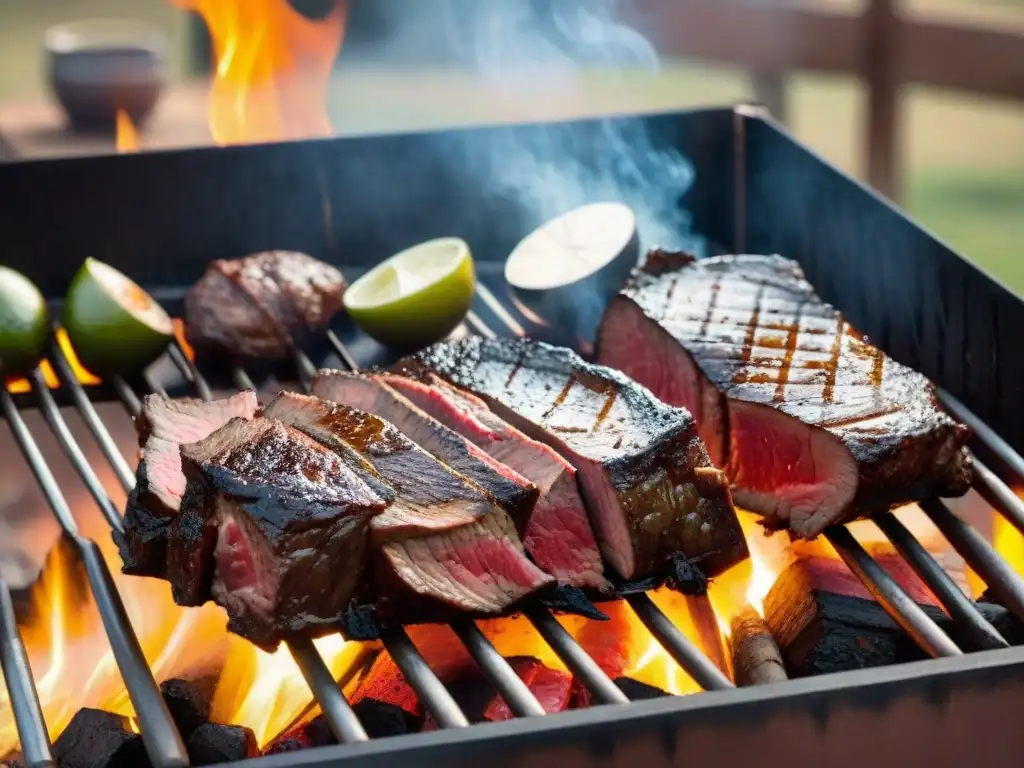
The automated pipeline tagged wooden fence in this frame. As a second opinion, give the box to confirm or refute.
[623,0,1024,203]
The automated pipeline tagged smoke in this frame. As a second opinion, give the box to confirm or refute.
[437,0,700,252]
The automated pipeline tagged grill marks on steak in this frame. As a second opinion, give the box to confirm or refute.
[118,391,259,577]
[184,251,345,359]
[167,417,387,649]
[309,370,540,530]
[384,373,608,591]
[408,337,747,581]
[596,251,973,537]
[263,392,495,539]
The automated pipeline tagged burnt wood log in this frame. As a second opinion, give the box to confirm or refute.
[730,607,788,686]
[186,723,259,765]
[52,708,147,768]
[764,545,1022,677]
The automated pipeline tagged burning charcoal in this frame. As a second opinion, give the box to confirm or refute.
[263,715,334,754]
[483,657,573,722]
[52,708,148,768]
[612,678,671,701]
[764,543,1020,677]
[159,678,214,738]
[186,723,259,765]
[349,652,422,719]
[352,700,421,738]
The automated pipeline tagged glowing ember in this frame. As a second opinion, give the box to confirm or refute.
[115,109,140,153]
[169,0,348,145]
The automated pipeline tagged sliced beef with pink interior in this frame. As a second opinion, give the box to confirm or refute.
[384,373,608,591]
[309,370,539,530]
[118,391,258,577]
[406,337,747,582]
[372,506,553,625]
[263,392,495,540]
[596,251,973,537]
[166,417,387,649]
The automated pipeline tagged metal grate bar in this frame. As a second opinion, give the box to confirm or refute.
[233,367,257,392]
[874,512,1007,651]
[112,376,142,419]
[0,571,55,767]
[921,498,1024,621]
[475,283,526,337]
[625,594,733,691]
[940,390,1024,481]
[325,330,359,372]
[451,620,546,718]
[382,629,470,728]
[465,311,496,339]
[294,349,317,388]
[0,387,190,767]
[970,458,1024,537]
[49,340,134,494]
[29,370,124,534]
[160,352,371,745]
[523,607,629,705]
[168,343,212,402]
[825,526,962,658]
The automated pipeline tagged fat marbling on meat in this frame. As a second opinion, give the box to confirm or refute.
[596,251,972,537]
[406,337,748,582]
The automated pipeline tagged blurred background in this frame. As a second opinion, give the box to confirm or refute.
[0,0,1021,288]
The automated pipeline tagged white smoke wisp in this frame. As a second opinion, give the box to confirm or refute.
[444,0,701,253]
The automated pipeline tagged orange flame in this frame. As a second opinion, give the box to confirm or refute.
[115,109,140,153]
[5,328,101,395]
[169,0,348,145]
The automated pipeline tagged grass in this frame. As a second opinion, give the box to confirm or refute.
[0,1,1021,290]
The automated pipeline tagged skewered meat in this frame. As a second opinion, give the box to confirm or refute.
[406,337,748,581]
[166,417,388,649]
[184,251,344,359]
[596,251,973,537]
[385,372,608,591]
[118,391,258,577]
[263,392,495,539]
[309,370,540,530]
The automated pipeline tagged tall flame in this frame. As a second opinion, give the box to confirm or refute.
[170,0,348,145]
[115,109,140,153]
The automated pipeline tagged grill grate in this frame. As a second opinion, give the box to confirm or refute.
[2,280,1024,767]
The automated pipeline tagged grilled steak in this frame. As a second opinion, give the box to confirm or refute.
[118,391,258,577]
[263,392,494,539]
[406,337,747,581]
[166,417,387,649]
[596,251,973,537]
[372,505,554,624]
[385,373,608,590]
[184,251,345,359]
[309,370,540,529]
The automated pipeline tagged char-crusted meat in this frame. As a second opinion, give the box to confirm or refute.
[371,504,554,623]
[262,392,494,539]
[166,417,387,649]
[385,373,608,591]
[184,251,345,359]
[118,391,258,577]
[309,370,540,530]
[406,337,747,581]
[596,251,973,537]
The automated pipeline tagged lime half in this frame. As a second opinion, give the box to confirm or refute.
[345,238,476,349]
[0,267,50,377]
[63,257,175,376]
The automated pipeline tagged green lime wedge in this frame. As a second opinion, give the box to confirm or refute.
[345,238,476,349]
[63,258,175,376]
[0,267,50,377]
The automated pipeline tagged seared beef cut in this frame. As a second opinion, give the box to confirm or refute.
[166,417,387,649]
[309,370,540,529]
[385,373,608,591]
[406,337,747,581]
[118,391,258,577]
[596,251,973,537]
[184,251,345,359]
[263,392,495,539]
[371,505,553,623]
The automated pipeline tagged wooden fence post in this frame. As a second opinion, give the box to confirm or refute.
[864,0,901,202]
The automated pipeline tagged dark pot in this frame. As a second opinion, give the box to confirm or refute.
[45,19,167,134]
